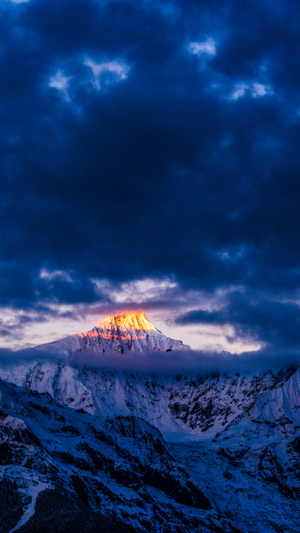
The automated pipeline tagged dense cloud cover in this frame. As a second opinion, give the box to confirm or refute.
[1,0,300,354]
[1,346,300,375]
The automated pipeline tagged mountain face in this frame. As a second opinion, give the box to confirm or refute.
[0,379,236,533]
[34,311,191,355]
[0,311,299,532]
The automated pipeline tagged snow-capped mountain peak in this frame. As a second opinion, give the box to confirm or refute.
[98,310,158,332]
[34,310,191,355]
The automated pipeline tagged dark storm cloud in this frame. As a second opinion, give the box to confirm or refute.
[177,291,300,350]
[1,0,300,351]
[0,264,105,309]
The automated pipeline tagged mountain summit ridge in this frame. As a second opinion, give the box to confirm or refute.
[35,310,191,355]
[97,310,159,332]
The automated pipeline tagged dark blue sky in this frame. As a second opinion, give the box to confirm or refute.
[1,0,300,353]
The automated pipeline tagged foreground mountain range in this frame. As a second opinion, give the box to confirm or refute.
[0,312,299,532]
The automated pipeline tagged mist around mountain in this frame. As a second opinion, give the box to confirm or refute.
[1,310,300,374]
[0,312,299,532]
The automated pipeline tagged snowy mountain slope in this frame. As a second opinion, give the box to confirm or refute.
[33,311,191,355]
[0,312,299,532]
[0,366,298,532]
[0,361,297,440]
[168,368,300,532]
[0,379,239,533]
[171,437,300,533]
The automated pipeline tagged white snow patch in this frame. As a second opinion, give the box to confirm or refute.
[10,481,51,532]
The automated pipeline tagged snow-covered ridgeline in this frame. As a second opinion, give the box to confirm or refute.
[33,311,191,355]
[0,359,297,441]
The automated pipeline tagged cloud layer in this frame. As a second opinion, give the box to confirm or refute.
[1,346,299,375]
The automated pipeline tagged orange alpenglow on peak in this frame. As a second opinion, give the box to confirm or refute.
[98,311,158,332]
[34,309,191,355]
